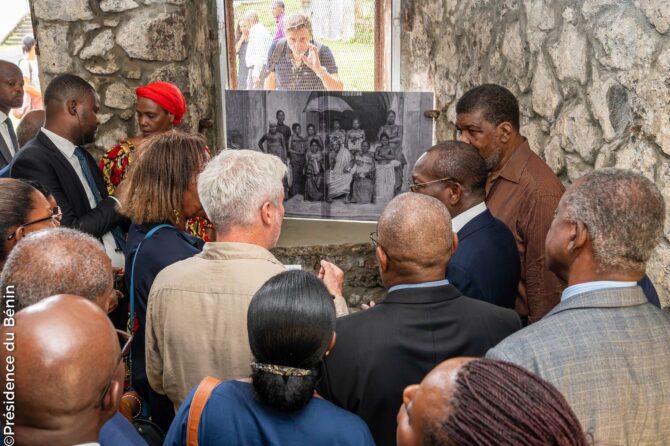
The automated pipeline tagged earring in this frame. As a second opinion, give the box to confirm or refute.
[173,209,182,226]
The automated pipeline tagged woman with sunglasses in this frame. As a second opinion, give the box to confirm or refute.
[0,178,61,268]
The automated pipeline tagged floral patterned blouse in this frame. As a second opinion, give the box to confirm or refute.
[100,139,213,241]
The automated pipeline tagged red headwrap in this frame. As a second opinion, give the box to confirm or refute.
[135,81,187,126]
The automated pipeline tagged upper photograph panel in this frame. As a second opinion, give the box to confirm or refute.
[229,0,378,91]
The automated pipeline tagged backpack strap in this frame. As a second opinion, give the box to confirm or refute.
[186,376,222,446]
[267,39,288,73]
[127,223,175,385]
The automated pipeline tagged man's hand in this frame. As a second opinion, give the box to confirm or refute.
[360,300,376,311]
[302,44,323,74]
[318,260,344,298]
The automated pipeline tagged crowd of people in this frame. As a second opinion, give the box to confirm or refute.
[0,49,668,446]
[236,5,343,91]
[258,110,406,204]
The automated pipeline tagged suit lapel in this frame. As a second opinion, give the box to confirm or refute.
[0,134,13,166]
[37,131,94,212]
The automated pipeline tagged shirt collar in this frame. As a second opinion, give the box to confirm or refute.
[489,139,533,185]
[561,281,637,302]
[388,279,450,294]
[451,201,487,233]
[201,241,282,265]
[41,127,77,158]
[0,110,7,122]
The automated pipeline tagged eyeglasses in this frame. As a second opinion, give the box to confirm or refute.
[369,231,380,247]
[95,330,133,409]
[7,206,62,240]
[408,177,457,193]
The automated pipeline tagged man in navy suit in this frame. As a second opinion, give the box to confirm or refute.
[411,141,520,308]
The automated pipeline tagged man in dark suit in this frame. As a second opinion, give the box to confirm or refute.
[411,141,520,308]
[10,74,126,268]
[319,193,521,446]
[0,60,24,169]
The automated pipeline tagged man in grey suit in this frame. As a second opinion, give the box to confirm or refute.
[487,168,670,444]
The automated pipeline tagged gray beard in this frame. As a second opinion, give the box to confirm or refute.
[485,151,501,171]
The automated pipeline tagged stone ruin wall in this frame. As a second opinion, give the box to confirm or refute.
[401,0,670,306]
[30,0,220,157]
[27,0,670,308]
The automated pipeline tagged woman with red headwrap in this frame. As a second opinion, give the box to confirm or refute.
[99,81,213,240]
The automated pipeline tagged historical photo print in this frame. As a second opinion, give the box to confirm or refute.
[225,91,434,221]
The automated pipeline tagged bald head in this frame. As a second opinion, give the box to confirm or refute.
[16,109,46,147]
[0,60,21,77]
[377,193,453,278]
[3,295,121,443]
[0,228,114,312]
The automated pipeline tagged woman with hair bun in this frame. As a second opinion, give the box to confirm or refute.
[164,270,374,445]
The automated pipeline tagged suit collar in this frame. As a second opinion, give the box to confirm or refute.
[457,208,494,240]
[544,286,647,319]
[452,201,487,233]
[41,127,77,158]
[383,283,462,304]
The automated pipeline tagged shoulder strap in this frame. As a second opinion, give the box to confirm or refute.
[186,376,222,446]
[127,224,176,383]
[268,39,288,72]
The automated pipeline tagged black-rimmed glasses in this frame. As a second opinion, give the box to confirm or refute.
[6,206,62,240]
[95,330,133,409]
[408,177,457,193]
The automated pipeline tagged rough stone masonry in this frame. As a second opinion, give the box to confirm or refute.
[28,0,670,308]
[402,0,670,305]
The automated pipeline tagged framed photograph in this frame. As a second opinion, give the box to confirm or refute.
[225,90,434,221]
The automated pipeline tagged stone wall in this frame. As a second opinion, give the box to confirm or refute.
[401,0,670,306]
[31,0,220,157]
[273,244,385,311]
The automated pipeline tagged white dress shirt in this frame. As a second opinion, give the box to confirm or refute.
[245,22,272,78]
[41,128,124,268]
[0,110,17,156]
[451,201,487,233]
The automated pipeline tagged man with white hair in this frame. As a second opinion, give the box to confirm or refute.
[488,168,670,443]
[145,149,345,410]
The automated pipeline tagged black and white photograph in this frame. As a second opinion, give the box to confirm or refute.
[225,90,434,220]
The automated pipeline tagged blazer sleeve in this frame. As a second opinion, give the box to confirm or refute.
[11,151,125,238]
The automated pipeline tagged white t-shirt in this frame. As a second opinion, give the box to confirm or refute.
[18,58,40,89]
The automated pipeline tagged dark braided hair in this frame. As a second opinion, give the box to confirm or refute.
[427,359,590,446]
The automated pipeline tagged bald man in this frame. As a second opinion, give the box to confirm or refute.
[2,295,123,445]
[16,109,45,148]
[318,193,520,446]
[0,60,23,168]
[1,227,119,313]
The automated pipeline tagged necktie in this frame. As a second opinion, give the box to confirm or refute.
[74,146,126,250]
[5,117,18,155]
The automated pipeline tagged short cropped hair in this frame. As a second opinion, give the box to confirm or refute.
[285,13,313,34]
[120,131,209,224]
[1,228,111,311]
[198,149,287,231]
[378,193,453,273]
[562,168,665,272]
[426,141,487,194]
[456,84,520,130]
[43,74,95,107]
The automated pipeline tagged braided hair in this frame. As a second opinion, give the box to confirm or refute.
[427,359,590,446]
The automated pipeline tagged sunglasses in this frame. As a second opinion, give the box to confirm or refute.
[94,330,133,409]
[7,206,62,240]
